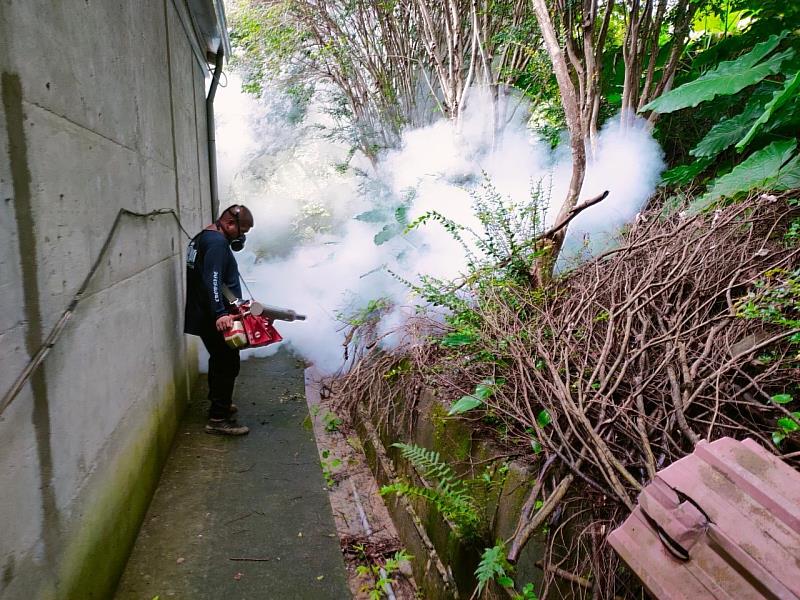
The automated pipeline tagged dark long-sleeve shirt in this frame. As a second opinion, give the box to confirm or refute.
[184,229,242,335]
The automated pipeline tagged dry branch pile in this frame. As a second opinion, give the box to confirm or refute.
[332,193,799,598]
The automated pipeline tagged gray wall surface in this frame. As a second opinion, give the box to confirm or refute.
[0,1,216,597]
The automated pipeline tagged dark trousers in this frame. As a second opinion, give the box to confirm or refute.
[200,327,241,419]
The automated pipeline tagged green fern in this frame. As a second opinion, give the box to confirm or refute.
[380,443,481,537]
[475,542,514,592]
[391,443,471,499]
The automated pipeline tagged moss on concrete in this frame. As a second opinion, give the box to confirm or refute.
[55,376,185,600]
[430,402,473,465]
[357,386,548,599]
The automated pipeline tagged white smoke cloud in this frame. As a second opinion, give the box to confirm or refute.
[559,117,667,262]
[214,76,664,374]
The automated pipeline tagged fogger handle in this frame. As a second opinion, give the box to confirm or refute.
[250,302,306,322]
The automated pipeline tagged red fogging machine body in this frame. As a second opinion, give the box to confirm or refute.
[222,297,307,350]
[223,302,282,350]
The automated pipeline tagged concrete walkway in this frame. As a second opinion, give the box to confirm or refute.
[114,350,350,600]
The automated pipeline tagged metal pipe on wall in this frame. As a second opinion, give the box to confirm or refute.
[206,44,224,220]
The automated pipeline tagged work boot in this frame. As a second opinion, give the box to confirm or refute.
[205,418,249,436]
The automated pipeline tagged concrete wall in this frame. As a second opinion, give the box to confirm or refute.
[357,392,546,600]
[0,1,215,597]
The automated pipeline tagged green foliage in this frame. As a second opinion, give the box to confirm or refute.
[524,409,551,454]
[476,542,515,592]
[440,331,479,347]
[383,549,411,574]
[693,4,751,37]
[229,1,308,97]
[650,23,800,203]
[771,393,794,405]
[737,70,800,150]
[320,449,342,488]
[772,154,800,192]
[767,392,799,446]
[399,176,550,373]
[448,377,504,415]
[660,157,715,187]
[515,582,540,600]
[786,218,800,245]
[694,140,798,209]
[355,208,390,223]
[777,415,800,433]
[536,409,552,427]
[472,540,540,597]
[405,176,548,289]
[355,550,412,600]
[772,412,800,446]
[356,190,415,246]
[380,443,481,537]
[337,297,392,327]
[383,357,412,382]
[374,204,411,245]
[735,267,800,340]
[447,395,484,416]
[689,101,764,159]
[643,32,793,113]
[322,411,343,432]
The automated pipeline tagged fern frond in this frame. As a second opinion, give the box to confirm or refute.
[380,479,480,536]
[386,443,484,536]
[391,442,469,499]
[476,542,513,593]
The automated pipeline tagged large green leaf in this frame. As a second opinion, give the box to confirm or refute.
[774,154,800,191]
[690,103,763,158]
[777,413,800,433]
[473,379,498,400]
[447,378,501,415]
[692,140,797,211]
[448,395,483,415]
[736,71,800,151]
[659,157,713,186]
[536,409,552,427]
[771,393,794,405]
[642,32,792,114]
[440,331,478,347]
[692,8,750,36]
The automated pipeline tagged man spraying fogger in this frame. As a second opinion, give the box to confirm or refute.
[184,204,254,436]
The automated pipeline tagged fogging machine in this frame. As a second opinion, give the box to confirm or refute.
[221,285,306,350]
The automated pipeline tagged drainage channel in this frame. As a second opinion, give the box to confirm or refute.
[304,369,418,600]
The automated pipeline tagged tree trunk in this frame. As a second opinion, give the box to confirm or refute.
[531,0,587,283]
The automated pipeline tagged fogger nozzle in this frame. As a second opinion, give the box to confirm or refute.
[250,302,306,322]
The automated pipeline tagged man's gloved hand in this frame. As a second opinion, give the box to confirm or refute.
[215,314,235,331]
